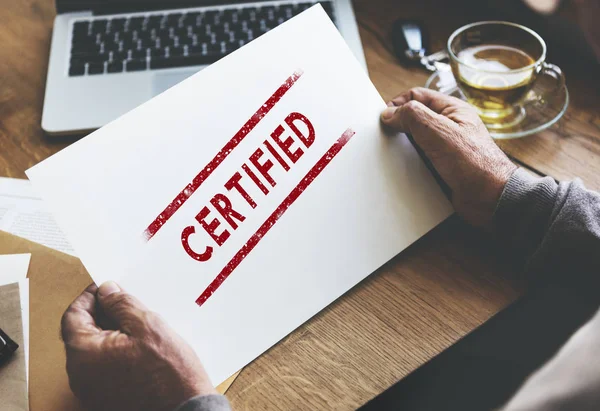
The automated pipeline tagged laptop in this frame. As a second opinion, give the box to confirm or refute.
[42,0,367,135]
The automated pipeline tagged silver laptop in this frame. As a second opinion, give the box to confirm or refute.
[42,0,366,135]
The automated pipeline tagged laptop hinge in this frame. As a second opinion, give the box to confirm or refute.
[56,1,262,15]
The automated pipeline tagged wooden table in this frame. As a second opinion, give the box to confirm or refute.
[1,0,598,409]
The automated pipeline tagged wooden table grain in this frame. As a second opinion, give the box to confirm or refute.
[0,0,598,410]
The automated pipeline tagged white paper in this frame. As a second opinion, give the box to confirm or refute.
[19,279,29,385]
[0,177,75,255]
[26,6,453,385]
[0,254,31,286]
[0,254,31,385]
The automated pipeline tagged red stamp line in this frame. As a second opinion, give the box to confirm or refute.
[143,70,304,241]
[196,128,356,306]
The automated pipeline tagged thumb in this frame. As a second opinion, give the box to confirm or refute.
[96,281,150,336]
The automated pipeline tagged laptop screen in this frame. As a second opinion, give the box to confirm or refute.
[56,0,278,14]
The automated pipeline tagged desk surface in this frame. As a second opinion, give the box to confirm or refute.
[1,0,598,409]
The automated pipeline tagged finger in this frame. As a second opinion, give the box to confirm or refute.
[61,283,101,345]
[96,281,151,337]
[388,87,471,115]
[381,99,452,137]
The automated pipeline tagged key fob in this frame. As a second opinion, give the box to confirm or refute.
[391,20,429,66]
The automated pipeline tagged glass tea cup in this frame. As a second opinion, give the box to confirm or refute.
[447,21,565,129]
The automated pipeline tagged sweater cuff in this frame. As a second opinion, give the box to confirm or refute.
[174,394,232,411]
[493,168,559,262]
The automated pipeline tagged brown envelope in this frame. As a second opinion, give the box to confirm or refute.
[0,282,28,411]
[0,231,238,411]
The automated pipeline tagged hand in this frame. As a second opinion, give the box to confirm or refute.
[61,282,216,411]
[381,88,517,228]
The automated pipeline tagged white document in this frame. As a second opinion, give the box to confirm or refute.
[26,6,452,385]
[0,254,31,286]
[19,279,29,385]
[0,254,31,384]
[0,177,75,255]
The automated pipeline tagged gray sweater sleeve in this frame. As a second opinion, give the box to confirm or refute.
[174,394,231,411]
[494,168,600,287]
[496,168,600,410]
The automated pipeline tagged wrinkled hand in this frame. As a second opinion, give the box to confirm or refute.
[381,87,517,228]
[61,282,216,411]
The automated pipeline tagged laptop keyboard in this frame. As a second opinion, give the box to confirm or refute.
[69,1,334,76]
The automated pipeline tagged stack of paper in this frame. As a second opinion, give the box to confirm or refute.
[0,177,75,256]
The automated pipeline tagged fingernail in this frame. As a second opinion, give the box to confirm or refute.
[381,106,397,120]
[98,281,120,297]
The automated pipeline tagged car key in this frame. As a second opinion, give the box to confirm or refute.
[391,20,429,66]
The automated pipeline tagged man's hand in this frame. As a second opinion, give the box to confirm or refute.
[61,282,216,411]
[381,87,517,228]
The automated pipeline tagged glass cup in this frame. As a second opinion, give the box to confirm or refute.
[447,21,565,129]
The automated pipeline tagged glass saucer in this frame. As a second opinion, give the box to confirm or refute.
[425,70,569,139]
